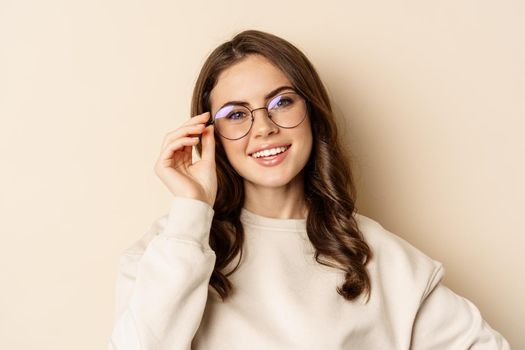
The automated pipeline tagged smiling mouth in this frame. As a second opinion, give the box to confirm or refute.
[250,144,291,158]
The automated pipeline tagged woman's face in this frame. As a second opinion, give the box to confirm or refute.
[209,54,313,189]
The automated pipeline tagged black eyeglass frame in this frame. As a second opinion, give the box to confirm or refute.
[203,90,310,140]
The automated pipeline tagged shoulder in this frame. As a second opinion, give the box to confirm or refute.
[354,212,444,300]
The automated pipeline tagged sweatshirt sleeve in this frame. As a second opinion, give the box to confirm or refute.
[410,264,511,350]
[107,196,217,350]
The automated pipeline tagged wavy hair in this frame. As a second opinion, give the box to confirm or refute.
[191,29,373,303]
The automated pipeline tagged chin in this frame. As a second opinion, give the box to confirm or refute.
[243,169,302,189]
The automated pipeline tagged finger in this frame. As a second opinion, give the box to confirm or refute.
[161,123,205,150]
[161,111,209,142]
[184,111,210,126]
[182,136,193,165]
[159,136,200,164]
[200,117,215,162]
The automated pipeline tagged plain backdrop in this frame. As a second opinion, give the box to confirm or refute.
[1,0,523,348]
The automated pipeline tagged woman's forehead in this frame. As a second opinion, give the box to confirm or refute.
[210,56,291,108]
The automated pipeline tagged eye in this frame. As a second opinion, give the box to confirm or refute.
[268,93,296,110]
[276,97,292,107]
[226,110,248,121]
[216,105,249,122]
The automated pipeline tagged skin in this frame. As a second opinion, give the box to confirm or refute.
[209,54,313,219]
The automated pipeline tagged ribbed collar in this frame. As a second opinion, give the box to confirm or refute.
[240,207,307,232]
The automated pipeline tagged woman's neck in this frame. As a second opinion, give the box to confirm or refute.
[243,175,308,219]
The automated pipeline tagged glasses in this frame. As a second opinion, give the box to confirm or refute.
[205,90,308,140]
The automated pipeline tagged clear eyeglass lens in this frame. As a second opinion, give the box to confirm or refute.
[214,92,306,139]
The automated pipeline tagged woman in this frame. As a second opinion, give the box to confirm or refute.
[108,30,510,349]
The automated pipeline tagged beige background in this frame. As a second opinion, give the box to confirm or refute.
[1,0,523,348]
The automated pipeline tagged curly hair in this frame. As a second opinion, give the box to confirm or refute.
[191,29,373,303]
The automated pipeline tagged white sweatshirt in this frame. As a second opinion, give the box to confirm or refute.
[107,196,510,349]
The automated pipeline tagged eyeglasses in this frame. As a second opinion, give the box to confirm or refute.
[204,90,308,140]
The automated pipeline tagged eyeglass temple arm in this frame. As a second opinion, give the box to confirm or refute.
[204,117,214,127]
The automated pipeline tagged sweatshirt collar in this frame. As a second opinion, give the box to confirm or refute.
[240,207,307,232]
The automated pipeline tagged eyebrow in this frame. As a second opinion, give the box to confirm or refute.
[215,85,296,114]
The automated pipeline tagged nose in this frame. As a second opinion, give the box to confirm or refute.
[250,107,279,138]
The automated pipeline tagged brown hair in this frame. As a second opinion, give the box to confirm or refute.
[191,29,373,303]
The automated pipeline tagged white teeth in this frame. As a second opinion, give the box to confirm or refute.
[252,146,289,158]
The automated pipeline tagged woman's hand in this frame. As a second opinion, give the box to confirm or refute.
[154,112,217,207]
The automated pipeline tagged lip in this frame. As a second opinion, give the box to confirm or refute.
[249,145,291,167]
[248,143,291,156]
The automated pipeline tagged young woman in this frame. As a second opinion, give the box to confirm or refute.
[108,30,510,349]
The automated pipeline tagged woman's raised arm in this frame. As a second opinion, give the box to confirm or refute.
[107,196,216,350]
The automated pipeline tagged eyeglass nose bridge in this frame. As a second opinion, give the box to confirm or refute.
[249,106,276,123]
[248,106,282,136]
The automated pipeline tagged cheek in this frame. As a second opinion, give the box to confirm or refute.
[298,118,313,151]
[222,139,248,165]
[300,135,314,165]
